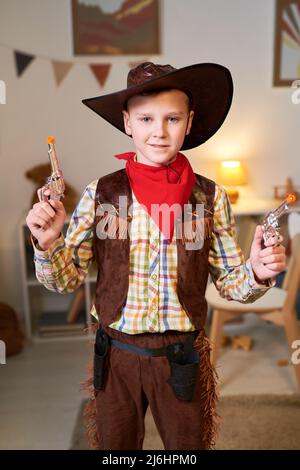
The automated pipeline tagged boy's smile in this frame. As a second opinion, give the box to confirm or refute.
[122,89,194,167]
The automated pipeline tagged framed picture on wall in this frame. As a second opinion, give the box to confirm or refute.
[72,0,160,55]
[273,0,300,86]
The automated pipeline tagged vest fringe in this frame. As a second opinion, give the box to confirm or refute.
[193,330,221,450]
[178,216,213,244]
[204,216,213,239]
[96,209,131,240]
[80,322,101,450]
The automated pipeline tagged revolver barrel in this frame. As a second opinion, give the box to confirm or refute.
[47,136,65,200]
[37,136,65,202]
[261,194,296,246]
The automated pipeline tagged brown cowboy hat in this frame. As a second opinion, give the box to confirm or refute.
[82,61,233,150]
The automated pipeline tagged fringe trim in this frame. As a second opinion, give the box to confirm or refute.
[193,330,221,449]
[80,322,101,450]
[96,204,132,240]
[179,216,213,244]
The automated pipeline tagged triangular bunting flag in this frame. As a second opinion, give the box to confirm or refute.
[52,60,73,86]
[128,59,149,69]
[14,51,35,77]
[89,64,111,88]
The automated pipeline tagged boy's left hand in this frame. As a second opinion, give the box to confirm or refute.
[249,225,287,283]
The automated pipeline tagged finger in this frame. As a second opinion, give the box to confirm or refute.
[37,187,51,203]
[272,244,285,254]
[40,201,56,218]
[259,254,286,265]
[260,246,285,260]
[260,245,285,257]
[31,215,51,230]
[33,206,54,223]
[259,246,272,257]
[264,262,286,272]
[49,199,65,215]
[253,225,263,248]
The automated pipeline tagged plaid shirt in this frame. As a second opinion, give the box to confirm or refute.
[32,178,271,334]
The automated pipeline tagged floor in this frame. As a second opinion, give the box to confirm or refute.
[0,314,298,450]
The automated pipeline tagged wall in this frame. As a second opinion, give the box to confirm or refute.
[0,0,299,314]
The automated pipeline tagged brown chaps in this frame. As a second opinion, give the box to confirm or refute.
[84,326,219,450]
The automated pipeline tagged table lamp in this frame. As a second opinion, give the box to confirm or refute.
[217,160,247,203]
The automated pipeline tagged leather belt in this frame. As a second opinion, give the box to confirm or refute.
[110,330,198,357]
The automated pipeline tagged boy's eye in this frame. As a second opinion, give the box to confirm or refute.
[138,116,180,123]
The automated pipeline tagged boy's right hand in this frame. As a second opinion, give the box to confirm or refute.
[26,189,67,251]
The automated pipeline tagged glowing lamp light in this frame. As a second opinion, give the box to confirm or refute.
[217,160,247,203]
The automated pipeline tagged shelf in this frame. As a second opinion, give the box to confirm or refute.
[38,310,86,338]
[27,278,42,286]
[19,218,97,340]
[39,328,87,338]
[39,309,85,326]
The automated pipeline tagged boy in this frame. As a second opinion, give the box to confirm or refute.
[26,62,286,450]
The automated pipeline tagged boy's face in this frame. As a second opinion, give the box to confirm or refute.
[122,89,194,167]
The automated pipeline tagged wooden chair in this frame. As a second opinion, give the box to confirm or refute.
[206,229,300,389]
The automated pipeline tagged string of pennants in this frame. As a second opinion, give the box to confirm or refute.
[1,44,148,88]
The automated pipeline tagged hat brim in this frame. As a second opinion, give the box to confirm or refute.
[82,63,233,150]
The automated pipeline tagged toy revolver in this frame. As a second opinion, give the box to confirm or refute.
[37,136,65,202]
[261,194,296,247]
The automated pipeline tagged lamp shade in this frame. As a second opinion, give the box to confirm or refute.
[217,160,247,186]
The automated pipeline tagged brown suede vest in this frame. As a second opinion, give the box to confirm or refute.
[92,169,215,330]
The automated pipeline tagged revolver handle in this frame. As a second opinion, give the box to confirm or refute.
[37,186,48,203]
[261,226,277,249]
[37,182,63,203]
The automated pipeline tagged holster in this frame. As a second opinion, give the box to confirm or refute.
[166,340,199,402]
[93,328,110,391]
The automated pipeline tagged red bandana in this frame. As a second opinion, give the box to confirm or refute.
[115,152,196,242]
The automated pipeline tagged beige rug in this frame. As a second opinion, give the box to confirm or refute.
[70,395,300,450]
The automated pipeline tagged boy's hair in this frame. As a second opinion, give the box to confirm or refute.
[124,87,194,112]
